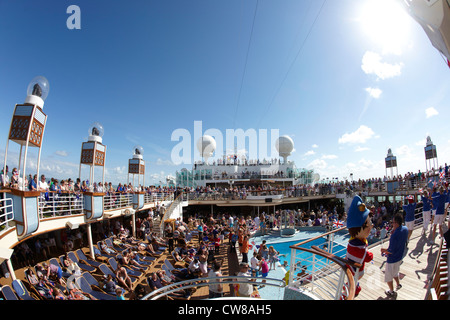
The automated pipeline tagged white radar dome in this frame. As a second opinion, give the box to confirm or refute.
[133,145,144,159]
[88,122,104,143]
[276,136,294,163]
[25,76,50,108]
[197,135,216,163]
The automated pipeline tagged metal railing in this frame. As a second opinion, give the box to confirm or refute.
[159,193,184,234]
[103,192,133,211]
[0,194,14,231]
[144,192,173,203]
[38,192,84,219]
[287,227,356,300]
[142,276,286,300]
[426,240,449,300]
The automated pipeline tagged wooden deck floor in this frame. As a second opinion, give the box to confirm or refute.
[356,227,443,300]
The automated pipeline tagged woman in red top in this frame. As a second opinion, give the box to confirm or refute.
[241,235,249,263]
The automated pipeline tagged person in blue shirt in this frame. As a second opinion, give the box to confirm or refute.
[28,174,37,191]
[381,214,408,298]
[431,186,448,243]
[402,196,416,242]
[420,189,432,235]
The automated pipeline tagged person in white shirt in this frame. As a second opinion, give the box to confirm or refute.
[38,175,49,191]
[208,261,223,298]
[236,263,253,297]
[1,166,9,187]
[250,251,260,277]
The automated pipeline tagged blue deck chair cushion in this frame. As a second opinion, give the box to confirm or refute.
[12,280,35,300]
[67,251,96,272]
[1,285,19,300]
[108,257,142,278]
[81,272,101,287]
[75,249,102,267]
[99,263,137,284]
[105,237,125,252]
[75,276,116,300]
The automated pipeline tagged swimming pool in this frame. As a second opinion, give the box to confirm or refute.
[249,229,349,299]
[268,237,347,272]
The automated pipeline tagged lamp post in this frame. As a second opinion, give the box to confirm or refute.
[4,76,49,191]
[128,145,145,189]
[79,122,106,189]
[3,76,49,239]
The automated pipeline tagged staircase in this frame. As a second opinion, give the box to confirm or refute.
[155,194,186,236]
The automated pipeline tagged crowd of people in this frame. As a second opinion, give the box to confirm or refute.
[1,160,450,300]
[2,162,450,200]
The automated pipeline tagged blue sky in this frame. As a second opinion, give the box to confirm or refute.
[1,0,450,185]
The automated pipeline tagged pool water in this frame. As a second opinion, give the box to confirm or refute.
[269,238,347,272]
[248,229,350,299]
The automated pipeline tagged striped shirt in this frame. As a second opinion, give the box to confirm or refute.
[346,238,373,276]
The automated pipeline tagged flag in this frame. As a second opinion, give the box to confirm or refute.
[333,219,344,228]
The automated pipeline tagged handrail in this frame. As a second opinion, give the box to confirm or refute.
[287,227,356,300]
[295,245,356,300]
[0,195,14,231]
[142,275,286,300]
[290,226,347,248]
[425,239,448,300]
[158,193,183,233]
[38,191,84,219]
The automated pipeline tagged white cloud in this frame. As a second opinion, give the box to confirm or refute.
[322,154,337,160]
[361,51,403,80]
[415,138,427,146]
[338,125,375,145]
[111,166,126,175]
[156,158,176,166]
[304,150,315,156]
[149,171,166,183]
[396,145,413,157]
[55,150,68,157]
[355,146,370,152]
[365,87,382,99]
[307,159,327,170]
[425,107,439,119]
[312,144,319,149]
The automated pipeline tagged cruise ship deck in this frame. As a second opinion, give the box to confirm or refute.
[355,231,442,300]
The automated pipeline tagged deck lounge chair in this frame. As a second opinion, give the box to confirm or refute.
[75,276,116,300]
[135,251,156,262]
[108,257,144,279]
[49,257,72,279]
[164,258,187,273]
[67,251,97,273]
[1,285,19,300]
[81,272,110,294]
[105,237,128,252]
[116,253,150,272]
[146,276,192,301]
[133,253,154,266]
[92,244,116,263]
[12,279,37,300]
[98,263,138,285]
[24,268,52,300]
[97,241,119,257]
[75,249,103,268]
